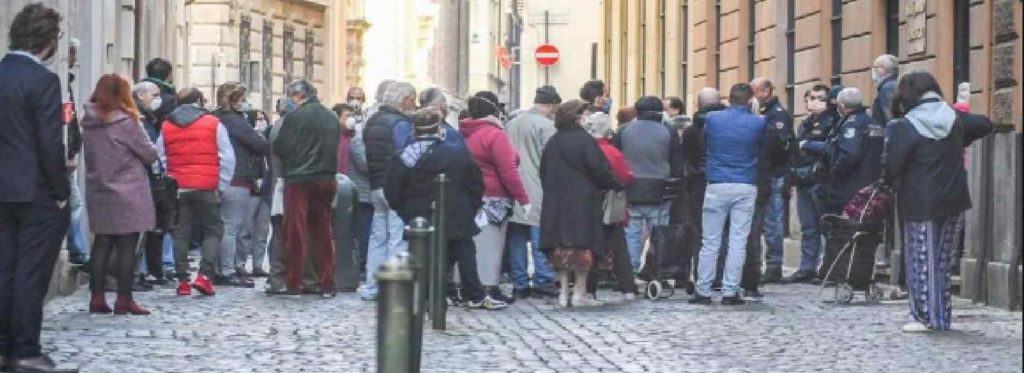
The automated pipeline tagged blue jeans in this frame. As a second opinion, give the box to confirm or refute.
[507,223,554,290]
[796,184,825,272]
[362,190,407,298]
[763,176,786,268]
[697,183,757,297]
[625,202,671,271]
[67,173,89,261]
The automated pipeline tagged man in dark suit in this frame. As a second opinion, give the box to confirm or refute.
[0,4,78,372]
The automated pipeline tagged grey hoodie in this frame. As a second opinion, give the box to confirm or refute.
[905,92,957,140]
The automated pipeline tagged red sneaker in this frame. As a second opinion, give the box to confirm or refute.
[176,281,192,296]
[114,295,151,315]
[192,275,215,296]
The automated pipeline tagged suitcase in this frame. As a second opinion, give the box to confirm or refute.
[334,174,361,290]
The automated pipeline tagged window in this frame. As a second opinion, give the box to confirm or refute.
[239,15,251,89]
[304,30,315,81]
[952,0,970,95]
[885,0,900,56]
[748,0,756,80]
[785,0,795,111]
[283,24,295,88]
[830,0,842,85]
[262,20,273,113]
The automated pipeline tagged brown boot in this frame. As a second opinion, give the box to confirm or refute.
[113,294,150,315]
[89,292,112,314]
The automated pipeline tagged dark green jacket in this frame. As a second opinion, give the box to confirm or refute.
[273,98,340,184]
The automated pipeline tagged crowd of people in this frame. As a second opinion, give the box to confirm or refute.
[0,3,995,372]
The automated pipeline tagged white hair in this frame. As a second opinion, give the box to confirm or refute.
[132,81,159,97]
[837,87,863,107]
[874,54,899,74]
[382,82,416,109]
[698,87,720,108]
[585,112,612,138]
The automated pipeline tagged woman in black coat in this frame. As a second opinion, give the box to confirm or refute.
[384,108,507,310]
[539,100,621,307]
[883,71,991,333]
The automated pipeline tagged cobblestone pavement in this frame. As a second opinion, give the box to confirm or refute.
[41,279,1022,373]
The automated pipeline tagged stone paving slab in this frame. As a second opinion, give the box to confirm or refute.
[41,281,1022,372]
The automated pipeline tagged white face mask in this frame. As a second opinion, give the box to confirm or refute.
[348,100,363,109]
[345,117,356,130]
[871,69,880,83]
[149,96,163,112]
[239,101,254,112]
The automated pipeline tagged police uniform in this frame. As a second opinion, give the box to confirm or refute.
[823,107,884,213]
[789,112,837,276]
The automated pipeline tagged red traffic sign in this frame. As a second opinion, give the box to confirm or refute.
[535,44,560,67]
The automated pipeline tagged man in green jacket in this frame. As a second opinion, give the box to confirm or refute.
[273,80,341,297]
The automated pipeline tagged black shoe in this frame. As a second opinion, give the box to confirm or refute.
[265,287,288,296]
[215,275,255,288]
[512,288,531,299]
[69,254,86,265]
[11,354,78,372]
[235,268,251,277]
[760,267,783,284]
[251,268,269,277]
[488,287,514,304]
[688,294,713,305]
[721,294,746,305]
[530,285,560,298]
[1,356,9,373]
[782,270,817,284]
[132,279,153,292]
[320,289,337,299]
[743,290,764,302]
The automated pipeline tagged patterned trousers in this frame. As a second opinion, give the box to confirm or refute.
[903,213,964,330]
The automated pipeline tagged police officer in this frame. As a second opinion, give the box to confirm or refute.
[803,87,883,214]
[783,85,835,284]
[748,78,794,288]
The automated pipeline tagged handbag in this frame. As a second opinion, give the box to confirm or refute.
[843,182,893,223]
[148,160,179,233]
[602,190,628,225]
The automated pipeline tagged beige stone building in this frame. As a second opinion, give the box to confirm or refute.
[601,0,1022,310]
[183,0,358,114]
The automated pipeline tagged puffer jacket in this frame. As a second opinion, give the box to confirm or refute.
[363,105,410,189]
[214,109,269,182]
[459,117,529,204]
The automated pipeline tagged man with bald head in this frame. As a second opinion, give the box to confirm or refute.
[679,87,726,288]
[746,78,793,296]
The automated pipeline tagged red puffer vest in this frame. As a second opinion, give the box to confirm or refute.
[161,115,220,190]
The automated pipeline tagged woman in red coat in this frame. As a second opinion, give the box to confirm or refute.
[585,112,638,301]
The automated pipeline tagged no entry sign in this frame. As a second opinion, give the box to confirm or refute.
[535,44,560,67]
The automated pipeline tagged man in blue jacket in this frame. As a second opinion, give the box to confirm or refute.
[0,4,78,372]
[690,84,765,306]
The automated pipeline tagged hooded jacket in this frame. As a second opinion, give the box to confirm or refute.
[158,105,235,191]
[459,117,529,204]
[214,109,269,183]
[384,136,484,240]
[883,97,992,221]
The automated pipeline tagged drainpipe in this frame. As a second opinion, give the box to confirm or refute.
[133,0,144,81]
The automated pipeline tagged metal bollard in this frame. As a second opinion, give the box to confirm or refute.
[430,174,449,330]
[376,253,417,373]
[405,218,432,372]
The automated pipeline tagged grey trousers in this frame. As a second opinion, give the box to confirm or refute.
[237,199,271,271]
[219,186,260,277]
[173,190,222,280]
[473,221,508,287]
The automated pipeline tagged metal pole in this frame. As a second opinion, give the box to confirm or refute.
[430,174,449,330]
[377,254,416,373]
[405,218,432,372]
[544,10,550,85]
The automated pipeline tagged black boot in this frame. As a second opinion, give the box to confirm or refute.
[760,266,783,284]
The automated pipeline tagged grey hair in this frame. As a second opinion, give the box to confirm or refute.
[837,87,863,108]
[874,54,898,74]
[69,37,80,50]
[375,79,396,102]
[698,87,720,108]
[132,81,159,97]
[286,80,317,99]
[382,82,416,109]
[419,87,447,109]
[585,112,613,138]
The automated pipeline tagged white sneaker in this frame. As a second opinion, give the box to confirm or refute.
[901,322,931,333]
[467,295,508,310]
[572,295,604,307]
[558,291,570,307]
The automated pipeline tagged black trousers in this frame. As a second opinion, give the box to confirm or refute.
[587,224,636,295]
[679,178,706,284]
[91,233,141,296]
[740,201,768,292]
[0,199,70,359]
[142,231,164,279]
[449,238,484,302]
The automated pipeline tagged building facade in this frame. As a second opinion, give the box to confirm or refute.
[602,0,1022,310]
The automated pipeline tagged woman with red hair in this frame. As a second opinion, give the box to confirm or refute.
[81,74,159,315]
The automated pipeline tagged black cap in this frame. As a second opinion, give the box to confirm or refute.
[534,85,562,105]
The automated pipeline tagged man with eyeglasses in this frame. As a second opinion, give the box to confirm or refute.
[782,85,837,284]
